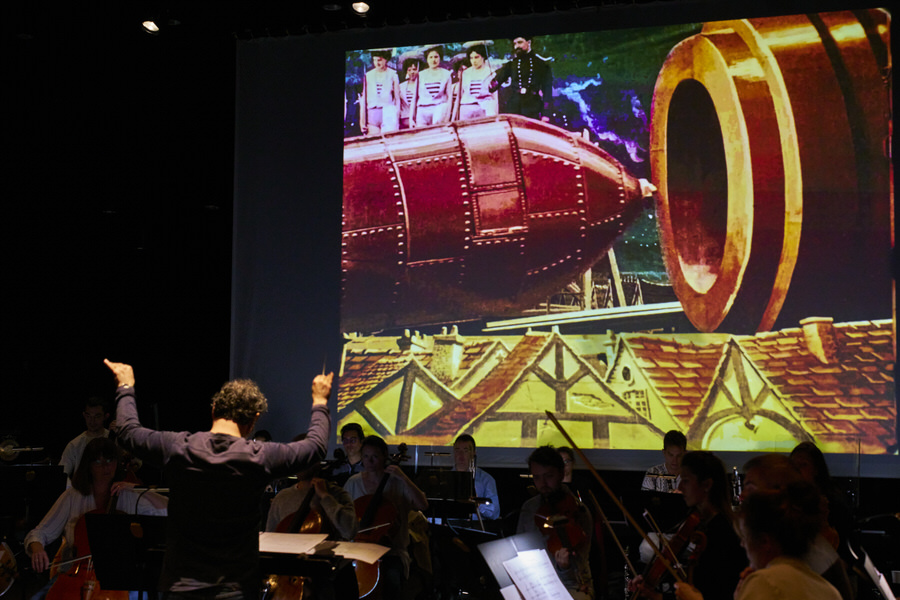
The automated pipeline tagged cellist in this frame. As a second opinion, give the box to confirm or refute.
[264,445,359,600]
[629,451,746,600]
[25,437,168,598]
[517,446,594,600]
[343,435,428,599]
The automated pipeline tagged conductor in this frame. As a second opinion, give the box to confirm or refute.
[104,358,332,600]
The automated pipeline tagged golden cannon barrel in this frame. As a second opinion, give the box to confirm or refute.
[651,10,892,332]
[342,114,650,333]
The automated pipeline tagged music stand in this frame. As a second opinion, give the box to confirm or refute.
[416,469,478,520]
[85,513,167,599]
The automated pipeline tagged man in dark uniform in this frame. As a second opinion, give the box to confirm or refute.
[489,36,553,121]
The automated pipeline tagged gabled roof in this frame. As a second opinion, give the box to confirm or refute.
[736,320,895,453]
[408,332,553,439]
[617,333,729,426]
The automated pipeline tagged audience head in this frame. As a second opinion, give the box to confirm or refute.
[739,480,824,569]
[72,437,119,495]
[453,434,476,472]
[679,451,730,517]
[211,379,268,428]
[662,430,687,475]
[790,442,831,492]
[528,445,565,497]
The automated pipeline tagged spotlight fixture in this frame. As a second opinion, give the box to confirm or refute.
[141,14,181,35]
[351,2,370,15]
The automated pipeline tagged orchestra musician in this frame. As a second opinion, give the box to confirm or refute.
[674,481,842,600]
[641,431,686,493]
[59,396,110,484]
[25,437,168,598]
[104,359,332,600]
[330,423,365,483]
[265,454,359,600]
[517,446,594,600]
[630,451,746,600]
[343,435,429,600]
[452,434,500,520]
[740,454,853,600]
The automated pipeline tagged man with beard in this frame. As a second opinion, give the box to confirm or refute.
[517,446,593,600]
[488,36,553,121]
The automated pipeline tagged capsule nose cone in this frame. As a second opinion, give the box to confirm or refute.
[342,115,648,332]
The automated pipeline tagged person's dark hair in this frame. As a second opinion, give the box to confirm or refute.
[454,434,476,451]
[371,49,392,60]
[401,57,421,74]
[211,379,268,427]
[681,451,731,518]
[424,45,443,60]
[663,430,687,450]
[790,441,831,492]
[341,423,364,440]
[361,435,388,460]
[528,445,564,472]
[743,454,801,492]
[468,44,488,60]
[557,447,575,463]
[511,35,533,42]
[71,437,119,496]
[740,481,823,558]
[85,396,108,413]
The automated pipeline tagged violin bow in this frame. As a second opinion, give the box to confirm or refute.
[544,410,684,584]
[642,509,688,581]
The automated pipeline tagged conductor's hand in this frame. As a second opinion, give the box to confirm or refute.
[312,372,334,406]
[104,359,135,388]
[29,542,49,573]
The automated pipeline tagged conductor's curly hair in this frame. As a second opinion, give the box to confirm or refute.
[211,379,268,426]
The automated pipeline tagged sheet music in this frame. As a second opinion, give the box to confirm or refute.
[500,584,525,600]
[502,549,571,600]
[258,532,327,555]
[329,541,390,565]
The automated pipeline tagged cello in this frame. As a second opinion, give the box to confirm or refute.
[352,443,408,599]
[263,482,333,600]
[45,494,128,600]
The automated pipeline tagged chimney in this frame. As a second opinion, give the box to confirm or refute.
[432,325,464,384]
[397,329,427,352]
[799,317,838,364]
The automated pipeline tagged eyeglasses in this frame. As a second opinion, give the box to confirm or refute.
[341,437,360,444]
[92,458,116,465]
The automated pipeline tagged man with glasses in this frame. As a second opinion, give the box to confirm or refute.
[59,397,110,483]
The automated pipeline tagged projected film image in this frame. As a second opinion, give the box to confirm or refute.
[339,10,895,455]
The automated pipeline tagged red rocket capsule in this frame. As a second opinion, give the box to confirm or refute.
[342,114,651,333]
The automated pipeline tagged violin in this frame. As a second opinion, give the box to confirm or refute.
[633,510,707,598]
[534,491,588,560]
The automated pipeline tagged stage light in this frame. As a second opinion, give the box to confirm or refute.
[142,20,160,34]
[352,2,370,15]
